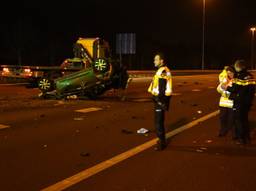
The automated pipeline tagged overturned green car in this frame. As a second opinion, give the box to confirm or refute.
[38,38,129,99]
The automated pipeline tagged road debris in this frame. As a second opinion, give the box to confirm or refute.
[80,152,90,157]
[196,149,204,153]
[54,100,65,106]
[132,116,138,119]
[192,89,201,92]
[137,128,149,134]
[206,140,213,143]
[121,129,133,134]
[74,117,84,121]
[197,110,202,114]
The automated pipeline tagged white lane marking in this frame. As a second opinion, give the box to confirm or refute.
[41,110,220,191]
[75,107,102,113]
[0,124,10,130]
[192,89,201,92]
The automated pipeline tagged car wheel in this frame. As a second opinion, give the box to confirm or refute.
[38,78,54,92]
[93,59,109,73]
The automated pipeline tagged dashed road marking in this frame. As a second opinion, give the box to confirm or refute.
[0,124,10,130]
[41,110,220,191]
[75,107,103,113]
[192,89,201,92]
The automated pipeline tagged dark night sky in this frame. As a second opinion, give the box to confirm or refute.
[0,0,256,69]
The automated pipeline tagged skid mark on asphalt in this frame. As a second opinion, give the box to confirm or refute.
[75,107,103,113]
[41,110,220,191]
[0,124,10,130]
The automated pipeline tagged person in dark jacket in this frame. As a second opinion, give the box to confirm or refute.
[226,60,255,144]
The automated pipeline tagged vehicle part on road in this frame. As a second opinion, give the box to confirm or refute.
[80,152,90,157]
[121,129,133,134]
[137,128,149,134]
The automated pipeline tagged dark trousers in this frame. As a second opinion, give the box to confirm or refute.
[155,108,166,145]
[219,107,234,137]
[233,107,250,143]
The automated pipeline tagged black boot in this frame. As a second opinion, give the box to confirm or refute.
[154,140,167,151]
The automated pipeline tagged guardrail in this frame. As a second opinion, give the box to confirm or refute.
[1,70,255,84]
[127,70,221,78]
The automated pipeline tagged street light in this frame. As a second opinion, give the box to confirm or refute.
[250,27,256,70]
[201,0,206,70]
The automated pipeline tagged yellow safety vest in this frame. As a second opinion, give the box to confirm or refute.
[217,83,233,108]
[148,66,172,96]
[219,97,234,108]
[219,69,228,83]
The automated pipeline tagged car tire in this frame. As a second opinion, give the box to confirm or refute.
[38,78,54,92]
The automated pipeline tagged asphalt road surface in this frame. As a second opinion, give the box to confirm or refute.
[0,73,256,191]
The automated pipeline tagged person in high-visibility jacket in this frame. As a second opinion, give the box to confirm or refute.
[217,66,235,137]
[148,53,172,150]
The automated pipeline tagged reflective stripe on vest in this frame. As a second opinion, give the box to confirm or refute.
[233,78,256,86]
[148,66,172,96]
[219,97,233,108]
[217,84,231,98]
